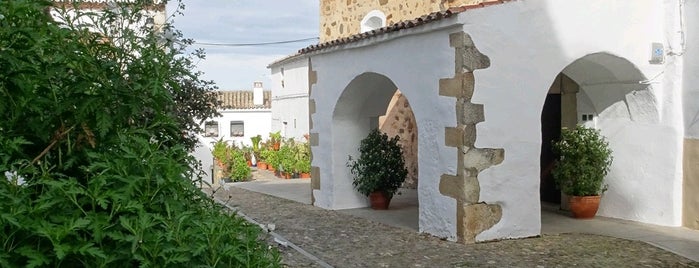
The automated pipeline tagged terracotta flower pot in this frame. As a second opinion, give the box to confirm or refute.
[258,162,267,170]
[283,172,291,179]
[246,160,252,167]
[273,142,281,151]
[369,191,391,210]
[569,195,601,219]
[299,172,311,179]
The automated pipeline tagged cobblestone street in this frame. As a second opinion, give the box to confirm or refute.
[209,185,698,267]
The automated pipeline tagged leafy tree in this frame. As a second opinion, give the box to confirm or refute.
[0,0,278,266]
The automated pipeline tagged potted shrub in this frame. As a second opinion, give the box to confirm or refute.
[228,148,251,182]
[269,131,282,151]
[257,145,268,170]
[278,140,296,179]
[552,126,613,219]
[347,129,408,210]
[295,141,311,179]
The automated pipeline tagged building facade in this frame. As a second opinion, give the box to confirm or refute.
[270,0,699,243]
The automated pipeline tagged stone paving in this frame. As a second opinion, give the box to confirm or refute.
[207,183,699,267]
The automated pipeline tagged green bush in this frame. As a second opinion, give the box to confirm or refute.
[0,1,278,266]
[552,126,613,196]
[229,149,251,182]
[347,129,408,199]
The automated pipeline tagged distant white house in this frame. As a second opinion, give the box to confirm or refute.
[268,59,310,141]
[199,82,272,147]
[192,82,272,184]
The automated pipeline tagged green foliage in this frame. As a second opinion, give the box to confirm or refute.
[228,149,251,182]
[278,140,296,173]
[0,0,278,266]
[294,141,311,174]
[347,129,408,199]
[268,131,282,146]
[552,126,613,196]
[212,139,229,163]
[251,135,262,152]
[264,149,280,170]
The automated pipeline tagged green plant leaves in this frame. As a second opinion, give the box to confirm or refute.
[552,126,613,196]
[347,129,408,198]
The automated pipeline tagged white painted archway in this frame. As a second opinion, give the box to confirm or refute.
[331,72,403,208]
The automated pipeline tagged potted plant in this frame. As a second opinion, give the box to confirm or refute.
[251,135,262,151]
[552,126,613,219]
[347,129,408,210]
[257,145,268,170]
[269,131,282,151]
[229,148,251,182]
[295,141,311,179]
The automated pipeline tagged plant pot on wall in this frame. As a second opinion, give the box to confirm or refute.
[569,195,601,219]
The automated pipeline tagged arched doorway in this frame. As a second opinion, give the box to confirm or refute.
[331,72,419,227]
[540,53,672,223]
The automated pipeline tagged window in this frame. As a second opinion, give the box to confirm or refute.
[361,10,386,33]
[581,113,595,122]
[230,121,244,137]
[204,121,219,137]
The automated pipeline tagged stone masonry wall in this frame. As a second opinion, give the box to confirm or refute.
[320,0,499,42]
[379,91,418,189]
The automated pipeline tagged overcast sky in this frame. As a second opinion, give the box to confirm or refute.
[167,1,319,90]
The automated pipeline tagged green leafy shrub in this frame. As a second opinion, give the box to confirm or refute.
[552,126,613,196]
[347,129,408,199]
[228,149,251,182]
[0,1,278,266]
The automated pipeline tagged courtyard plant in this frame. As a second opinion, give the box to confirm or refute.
[552,125,613,218]
[347,129,408,209]
[0,0,278,266]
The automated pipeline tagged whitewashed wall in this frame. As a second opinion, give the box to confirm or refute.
[456,0,684,241]
[685,0,699,138]
[309,24,460,240]
[269,58,310,140]
[277,0,687,242]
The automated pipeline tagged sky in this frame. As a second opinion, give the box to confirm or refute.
[166,1,319,90]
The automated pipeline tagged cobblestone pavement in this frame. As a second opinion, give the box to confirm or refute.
[208,187,699,268]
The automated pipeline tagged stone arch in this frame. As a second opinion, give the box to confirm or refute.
[540,52,665,221]
[331,72,418,210]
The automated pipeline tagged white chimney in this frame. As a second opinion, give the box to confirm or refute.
[253,81,263,106]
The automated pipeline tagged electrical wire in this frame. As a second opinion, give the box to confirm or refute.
[194,37,319,47]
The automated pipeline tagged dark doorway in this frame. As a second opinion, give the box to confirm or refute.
[540,94,561,204]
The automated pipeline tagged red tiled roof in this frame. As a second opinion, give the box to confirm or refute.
[268,0,513,67]
[217,90,272,110]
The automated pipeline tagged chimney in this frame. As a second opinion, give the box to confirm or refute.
[253,81,263,106]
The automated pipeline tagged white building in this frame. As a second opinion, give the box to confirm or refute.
[192,82,272,184]
[268,59,311,140]
[269,0,699,243]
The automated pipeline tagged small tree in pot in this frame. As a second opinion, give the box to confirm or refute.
[347,129,408,210]
[552,126,613,218]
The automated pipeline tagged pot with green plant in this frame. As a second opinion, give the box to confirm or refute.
[269,131,282,151]
[552,126,613,219]
[295,141,311,179]
[347,129,408,210]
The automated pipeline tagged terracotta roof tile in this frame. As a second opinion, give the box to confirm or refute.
[217,90,272,110]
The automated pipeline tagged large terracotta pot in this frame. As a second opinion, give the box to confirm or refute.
[569,195,601,219]
[369,191,391,210]
[258,162,267,170]
[299,172,311,179]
